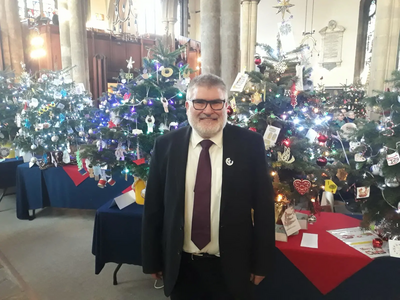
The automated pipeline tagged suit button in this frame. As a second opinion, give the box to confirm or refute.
[180,226,183,231]
[220,225,224,228]
[177,251,181,255]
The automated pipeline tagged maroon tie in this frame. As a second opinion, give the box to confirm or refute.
[191,139,214,250]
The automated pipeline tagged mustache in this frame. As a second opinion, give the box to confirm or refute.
[199,113,219,120]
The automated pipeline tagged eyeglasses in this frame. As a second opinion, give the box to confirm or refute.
[189,99,226,110]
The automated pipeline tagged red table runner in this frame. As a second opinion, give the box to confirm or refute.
[276,212,371,295]
[62,163,89,186]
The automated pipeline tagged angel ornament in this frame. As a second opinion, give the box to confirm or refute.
[277,146,295,163]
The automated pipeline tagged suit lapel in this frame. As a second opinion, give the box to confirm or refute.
[221,125,237,215]
[173,126,192,209]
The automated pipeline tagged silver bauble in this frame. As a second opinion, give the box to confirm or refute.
[88,129,94,134]
[385,177,399,188]
[371,164,381,176]
[308,214,317,223]
[30,157,37,163]
[51,135,59,142]
[31,144,37,150]
[79,131,85,137]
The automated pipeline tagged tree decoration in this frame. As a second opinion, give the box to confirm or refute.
[293,179,311,195]
[316,157,327,167]
[277,146,295,163]
[273,0,295,21]
[336,168,348,181]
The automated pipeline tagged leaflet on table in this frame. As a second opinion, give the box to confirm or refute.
[327,227,389,259]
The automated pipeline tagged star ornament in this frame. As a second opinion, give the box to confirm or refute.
[126,57,135,70]
[273,0,295,20]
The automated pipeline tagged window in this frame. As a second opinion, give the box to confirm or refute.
[18,0,56,20]
[362,0,376,81]
[136,1,164,35]
[354,0,377,84]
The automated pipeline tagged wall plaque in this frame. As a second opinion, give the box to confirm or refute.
[319,20,346,71]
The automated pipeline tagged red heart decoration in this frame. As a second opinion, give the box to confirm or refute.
[293,179,311,195]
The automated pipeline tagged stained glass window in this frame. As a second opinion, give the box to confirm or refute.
[364,0,376,74]
[18,0,56,20]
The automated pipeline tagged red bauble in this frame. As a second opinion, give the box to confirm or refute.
[227,106,233,116]
[249,127,257,132]
[254,58,262,65]
[372,238,383,248]
[317,134,328,143]
[316,157,328,167]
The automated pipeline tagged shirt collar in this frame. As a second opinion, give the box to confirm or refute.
[191,128,223,149]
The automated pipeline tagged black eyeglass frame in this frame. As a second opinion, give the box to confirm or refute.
[189,99,226,111]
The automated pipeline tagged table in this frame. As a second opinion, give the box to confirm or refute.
[0,158,24,201]
[92,202,400,299]
[16,163,134,220]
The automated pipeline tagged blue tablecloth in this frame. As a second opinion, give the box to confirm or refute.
[92,201,400,299]
[0,158,24,189]
[92,200,143,274]
[16,163,134,220]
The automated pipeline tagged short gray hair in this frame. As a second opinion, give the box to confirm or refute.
[186,74,228,101]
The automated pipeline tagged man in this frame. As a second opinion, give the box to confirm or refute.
[142,74,275,299]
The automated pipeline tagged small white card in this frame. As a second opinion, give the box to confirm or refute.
[389,240,400,258]
[387,152,400,166]
[263,125,281,149]
[356,186,370,199]
[230,73,249,92]
[301,233,318,249]
[281,207,302,236]
[112,190,136,210]
[306,129,318,142]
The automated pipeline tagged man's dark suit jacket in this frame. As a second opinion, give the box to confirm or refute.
[142,124,275,298]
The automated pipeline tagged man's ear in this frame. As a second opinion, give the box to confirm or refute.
[185,101,189,110]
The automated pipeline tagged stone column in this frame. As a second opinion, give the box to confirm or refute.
[68,0,89,89]
[58,0,72,72]
[81,0,90,91]
[248,0,259,70]
[200,0,221,75]
[240,0,250,72]
[3,0,24,73]
[368,0,400,95]
[241,0,259,72]
[161,0,178,51]
[221,0,241,91]
[0,0,12,70]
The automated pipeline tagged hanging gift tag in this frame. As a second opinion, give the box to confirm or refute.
[230,97,237,112]
[325,180,337,193]
[306,129,318,142]
[263,125,281,149]
[356,187,370,199]
[387,152,400,166]
[355,153,367,162]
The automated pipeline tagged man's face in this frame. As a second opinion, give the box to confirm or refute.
[348,112,355,119]
[186,86,227,138]
[338,113,344,121]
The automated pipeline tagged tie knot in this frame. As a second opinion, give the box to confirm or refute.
[200,139,214,150]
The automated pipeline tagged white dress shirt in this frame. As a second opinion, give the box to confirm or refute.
[183,129,223,255]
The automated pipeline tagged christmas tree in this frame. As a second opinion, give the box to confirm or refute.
[13,67,95,159]
[229,40,356,216]
[352,71,400,237]
[0,70,20,159]
[80,41,190,185]
[325,83,367,122]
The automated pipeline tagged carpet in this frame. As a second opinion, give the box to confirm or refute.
[0,193,167,300]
